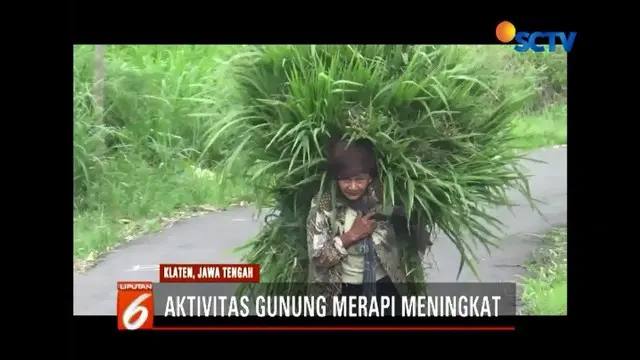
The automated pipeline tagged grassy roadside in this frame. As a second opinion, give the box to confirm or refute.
[510,103,566,150]
[73,45,567,272]
[73,167,254,272]
[520,226,568,315]
[73,45,252,271]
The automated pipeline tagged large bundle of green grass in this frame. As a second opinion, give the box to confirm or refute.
[209,45,535,296]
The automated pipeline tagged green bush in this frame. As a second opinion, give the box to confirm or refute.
[458,45,566,112]
[207,45,538,296]
[74,45,240,206]
[73,45,251,258]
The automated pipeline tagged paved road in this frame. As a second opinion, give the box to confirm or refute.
[73,147,567,315]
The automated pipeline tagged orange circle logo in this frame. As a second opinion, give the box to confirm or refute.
[496,21,516,43]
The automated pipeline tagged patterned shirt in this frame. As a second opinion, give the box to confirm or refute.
[306,180,431,299]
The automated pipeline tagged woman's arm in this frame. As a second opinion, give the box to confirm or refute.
[306,196,349,268]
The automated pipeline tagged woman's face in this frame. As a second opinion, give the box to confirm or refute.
[338,173,371,200]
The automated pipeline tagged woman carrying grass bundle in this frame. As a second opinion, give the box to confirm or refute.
[307,137,432,305]
[217,45,536,300]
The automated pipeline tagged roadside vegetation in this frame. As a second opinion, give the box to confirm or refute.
[521,226,568,315]
[73,45,567,271]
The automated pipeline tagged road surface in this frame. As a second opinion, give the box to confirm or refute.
[73,147,567,315]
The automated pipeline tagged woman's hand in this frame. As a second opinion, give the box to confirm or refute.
[341,212,377,248]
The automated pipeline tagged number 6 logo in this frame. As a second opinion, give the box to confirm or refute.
[122,294,152,330]
[117,282,154,330]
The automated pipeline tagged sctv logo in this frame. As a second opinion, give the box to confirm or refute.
[496,21,577,53]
